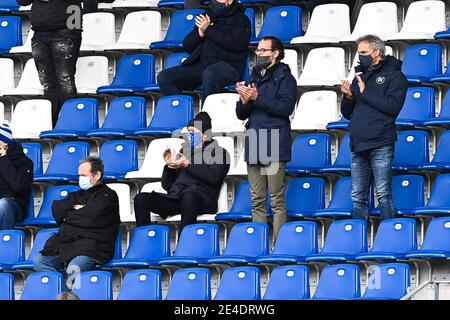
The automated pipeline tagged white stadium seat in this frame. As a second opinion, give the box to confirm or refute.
[228,139,247,176]
[281,49,299,81]
[3,59,43,96]
[112,0,159,8]
[75,56,110,94]
[201,93,245,133]
[10,99,52,139]
[107,183,133,223]
[10,29,32,54]
[0,102,4,122]
[0,58,14,95]
[80,12,116,51]
[212,136,236,172]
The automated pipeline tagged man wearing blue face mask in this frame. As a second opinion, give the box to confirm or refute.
[341,34,407,222]
[34,157,120,289]
[134,112,230,231]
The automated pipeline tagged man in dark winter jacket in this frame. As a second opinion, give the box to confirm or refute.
[134,112,230,230]
[341,34,407,221]
[157,0,251,101]
[34,157,120,288]
[0,122,33,230]
[235,36,298,243]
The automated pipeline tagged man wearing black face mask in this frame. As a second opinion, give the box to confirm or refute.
[157,0,251,101]
[341,34,407,222]
[235,36,298,244]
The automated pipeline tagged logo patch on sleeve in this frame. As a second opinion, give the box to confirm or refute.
[376,76,385,84]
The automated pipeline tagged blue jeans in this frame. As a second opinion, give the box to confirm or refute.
[0,197,22,230]
[351,144,395,221]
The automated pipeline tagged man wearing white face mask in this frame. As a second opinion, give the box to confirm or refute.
[34,157,120,289]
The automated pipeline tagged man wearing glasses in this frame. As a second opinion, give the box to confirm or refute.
[235,36,298,244]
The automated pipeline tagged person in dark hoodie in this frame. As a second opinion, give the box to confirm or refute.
[134,112,230,231]
[17,0,83,127]
[0,122,33,230]
[157,0,251,101]
[341,34,407,221]
[235,36,298,243]
[33,157,120,289]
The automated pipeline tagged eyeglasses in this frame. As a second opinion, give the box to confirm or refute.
[255,48,274,54]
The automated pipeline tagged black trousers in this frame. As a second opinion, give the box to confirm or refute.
[134,191,217,230]
[82,0,115,14]
[31,29,82,127]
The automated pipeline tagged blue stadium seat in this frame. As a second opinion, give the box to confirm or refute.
[314,176,354,218]
[21,272,65,300]
[435,27,450,40]
[0,16,21,53]
[100,140,138,180]
[356,218,417,260]
[34,142,90,182]
[22,185,79,226]
[307,219,368,262]
[326,116,349,130]
[12,228,58,270]
[105,225,170,268]
[97,54,156,94]
[158,224,219,265]
[86,96,147,137]
[312,264,361,300]
[144,53,190,91]
[396,87,435,127]
[251,6,303,44]
[406,217,450,259]
[430,62,450,83]
[392,130,429,171]
[263,265,310,300]
[134,95,194,136]
[207,222,269,264]
[286,133,331,174]
[214,266,260,300]
[0,0,20,12]
[72,271,113,300]
[409,174,450,216]
[22,143,43,176]
[424,91,450,126]
[286,177,326,218]
[320,134,351,173]
[256,221,318,264]
[0,230,25,270]
[166,268,211,300]
[361,263,410,300]
[117,269,162,300]
[40,98,99,139]
[150,10,204,49]
[0,273,14,300]
[245,8,256,42]
[401,44,443,83]
[420,131,450,170]
[372,175,424,216]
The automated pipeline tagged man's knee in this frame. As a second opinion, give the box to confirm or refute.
[157,69,171,85]
[180,191,200,207]
[0,198,14,213]
[134,192,157,206]
[33,253,48,272]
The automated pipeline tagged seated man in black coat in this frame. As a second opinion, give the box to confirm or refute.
[157,0,251,101]
[134,112,230,230]
[33,157,120,288]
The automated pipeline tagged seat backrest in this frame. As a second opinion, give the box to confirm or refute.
[0,230,24,264]
[100,140,138,174]
[228,180,252,214]
[287,133,331,169]
[281,49,299,80]
[72,271,113,300]
[393,130,429,166]
[332,134,351,167]
[370,218,417,253]
[0,58,14,92]
[0,273,14,300]
[313,264,360,299]
[164,52,190,69]
[350,1,398,38]
[117,269,162,300]
[11,99,52,139]
[106,183,132,222]
[327,176,352,210]
[263,265,310,300]
[0,16,22,50]
[37,185,80,220]
[402,44,443,78]
[166,268,211,300]
[22,142,43,176]
[201,93,244,133]
[75,56,110,92]
[420,217,450,251]
[391,175,424,211]
[149,95,194,129]
[81,12,115,47]
[362,263,410,299]
[244,7,256,41]
[54,98,99,132]
[303,3,350,38]
[27,228,59,262]
[400,0,446,35]
[117,11,161,45]
[16,59,42,90]
[173,223,220,258]
[256,6,303,42]
[138,138,184,176]
[123,225,170,260]
[109,54,155,87]
[101,96,147,130]
[44,142,90,176]
[0,0,19,11]
[397,87,435,122]
[163,9,204,42]
[21,272,64,300]
[271,221,318,256]
[430,131,450,164]
[320,219,367,255]
[436,90,450,118]
[222,222,269,257]
[286,177,326,215]
[212,136,235,173]
[214,266,260,300]
[425,174,450,208]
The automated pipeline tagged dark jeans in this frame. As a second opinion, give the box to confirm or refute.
[31,29,82,127]
[134,191,216,230]
[157,61,241,101]
[351,144,395,221]
[82,0,115,13]
[0,197,22,230]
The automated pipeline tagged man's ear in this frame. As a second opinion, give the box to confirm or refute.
[273,50,279,60]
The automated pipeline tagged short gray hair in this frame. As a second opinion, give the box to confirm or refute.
[356,34,386,57]
[80,156,104,179]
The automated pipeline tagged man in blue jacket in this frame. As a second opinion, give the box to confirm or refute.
[341,34,407,221]
[236,36,298,243]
